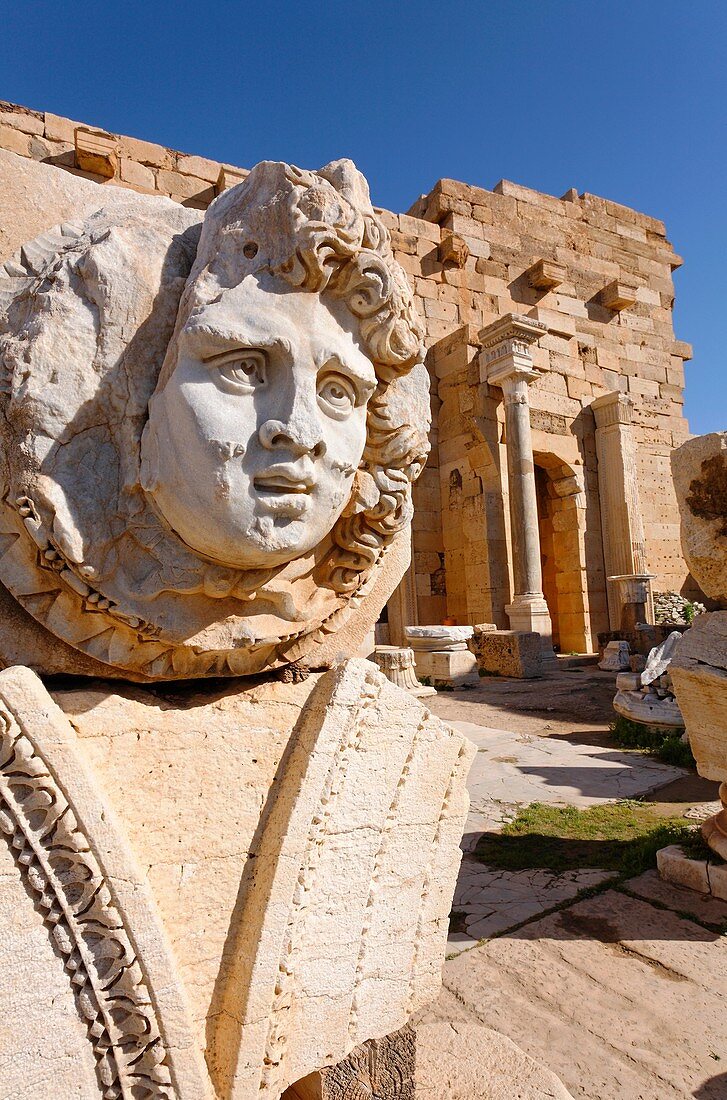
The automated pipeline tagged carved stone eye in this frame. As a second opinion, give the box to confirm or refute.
[218,352,266,390]
[317,373,356,419]
[243,241,258,259]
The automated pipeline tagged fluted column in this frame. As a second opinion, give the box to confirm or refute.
[592,391,651,629]
[479,314,554,656]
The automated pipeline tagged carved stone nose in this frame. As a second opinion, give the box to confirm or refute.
[258,418,326,458]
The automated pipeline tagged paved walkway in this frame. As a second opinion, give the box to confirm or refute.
[447,715,686,953]
[416,669,727,1099]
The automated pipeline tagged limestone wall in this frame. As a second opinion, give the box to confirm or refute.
[0,100,692,648]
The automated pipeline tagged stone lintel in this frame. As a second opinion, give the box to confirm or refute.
[478,313,546,388]
[591,390,634,429]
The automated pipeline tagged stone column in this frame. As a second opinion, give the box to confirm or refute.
[386,553,418,647]
[479,314,554,655]
[591,391,651,629]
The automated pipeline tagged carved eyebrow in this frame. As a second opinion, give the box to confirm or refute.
[183,325,293,358]
[316,350,377,391]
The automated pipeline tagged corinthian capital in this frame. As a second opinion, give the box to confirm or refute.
[478,313,547,388]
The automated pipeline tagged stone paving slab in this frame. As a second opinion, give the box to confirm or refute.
[625,869,727,929]
[448,861,615,954]
[442,887,727,1100]
[415,1010,574,1098]
[455,719,686,846]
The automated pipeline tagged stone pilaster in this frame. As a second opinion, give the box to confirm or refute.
[591,391,651,629]
[386,552,418,647]
[479,314,554,655]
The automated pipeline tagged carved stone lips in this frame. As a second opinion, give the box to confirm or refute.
[254,465,316,495]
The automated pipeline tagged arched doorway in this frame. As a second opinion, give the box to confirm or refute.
[534,454,592,654]
[535,464,560,650]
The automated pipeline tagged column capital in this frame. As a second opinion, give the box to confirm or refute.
[478,313,547,388]
[591,390,634,428]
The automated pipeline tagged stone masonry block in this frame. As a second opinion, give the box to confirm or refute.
[469,627,543,679]
[75,127,118,178]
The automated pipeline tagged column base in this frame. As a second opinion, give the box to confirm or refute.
[505,596,556,662]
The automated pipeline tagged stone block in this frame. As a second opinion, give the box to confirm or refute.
[600,279,638,312]
[438,231,469,268]
[44,111,83,144]
[119,157,156,190]
[671,613,727,785]
[526,258,566,290]
[671,431,727,603]
[657,844,711,896]
[0,107,44,136]
[414,1016,574,1100]
[118,132,174,169]
[156,167,215,202]
[0,660,475,1097]
[176,152,222,183]
[469,627,543,678]
[0,123,30,157]
[74,126,118,178]
[413,646,479,687]
[289,1024,415,1099]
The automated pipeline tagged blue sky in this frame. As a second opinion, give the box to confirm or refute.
[2,0,724,433]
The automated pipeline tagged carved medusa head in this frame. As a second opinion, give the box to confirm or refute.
[0,159,430,679]
[142,159,428,593]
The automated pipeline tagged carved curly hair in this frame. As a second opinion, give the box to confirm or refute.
[162,159,429,597]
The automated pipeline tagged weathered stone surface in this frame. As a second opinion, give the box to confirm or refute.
[406,625,474,650]
[657,843,711,894]
[287,1025,415,1099]
[671,431,727,604]
[442,888,727,1100]
[627,868,727,929]
[470,628,542,678]
[372,645,435,696]
[598,639,630,670]
[415,1015,574,1099]
[0,665,210,1099]
[671,613,727,784]
[1,659,474,1098]
[413,646,479,687]
[0,154,429,680]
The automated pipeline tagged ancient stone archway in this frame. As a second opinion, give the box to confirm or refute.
[534,453,592,654]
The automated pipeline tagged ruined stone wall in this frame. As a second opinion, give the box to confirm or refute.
[402,178,691,646]
[0,100,692,647]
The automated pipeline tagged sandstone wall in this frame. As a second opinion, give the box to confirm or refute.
[0,100,692,647]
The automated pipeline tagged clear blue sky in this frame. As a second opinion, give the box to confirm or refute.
[2,1,724,434]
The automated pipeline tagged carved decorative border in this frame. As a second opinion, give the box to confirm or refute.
[0,702,174,1100]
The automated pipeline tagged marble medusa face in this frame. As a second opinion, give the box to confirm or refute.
[141,274,377,570]
[0,158,430,680]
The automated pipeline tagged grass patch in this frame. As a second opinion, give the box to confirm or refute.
[610,714,695,769]
[678,828,725,865]
[474,800,697,876]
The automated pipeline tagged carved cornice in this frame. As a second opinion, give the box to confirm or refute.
[477,313,547,389]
